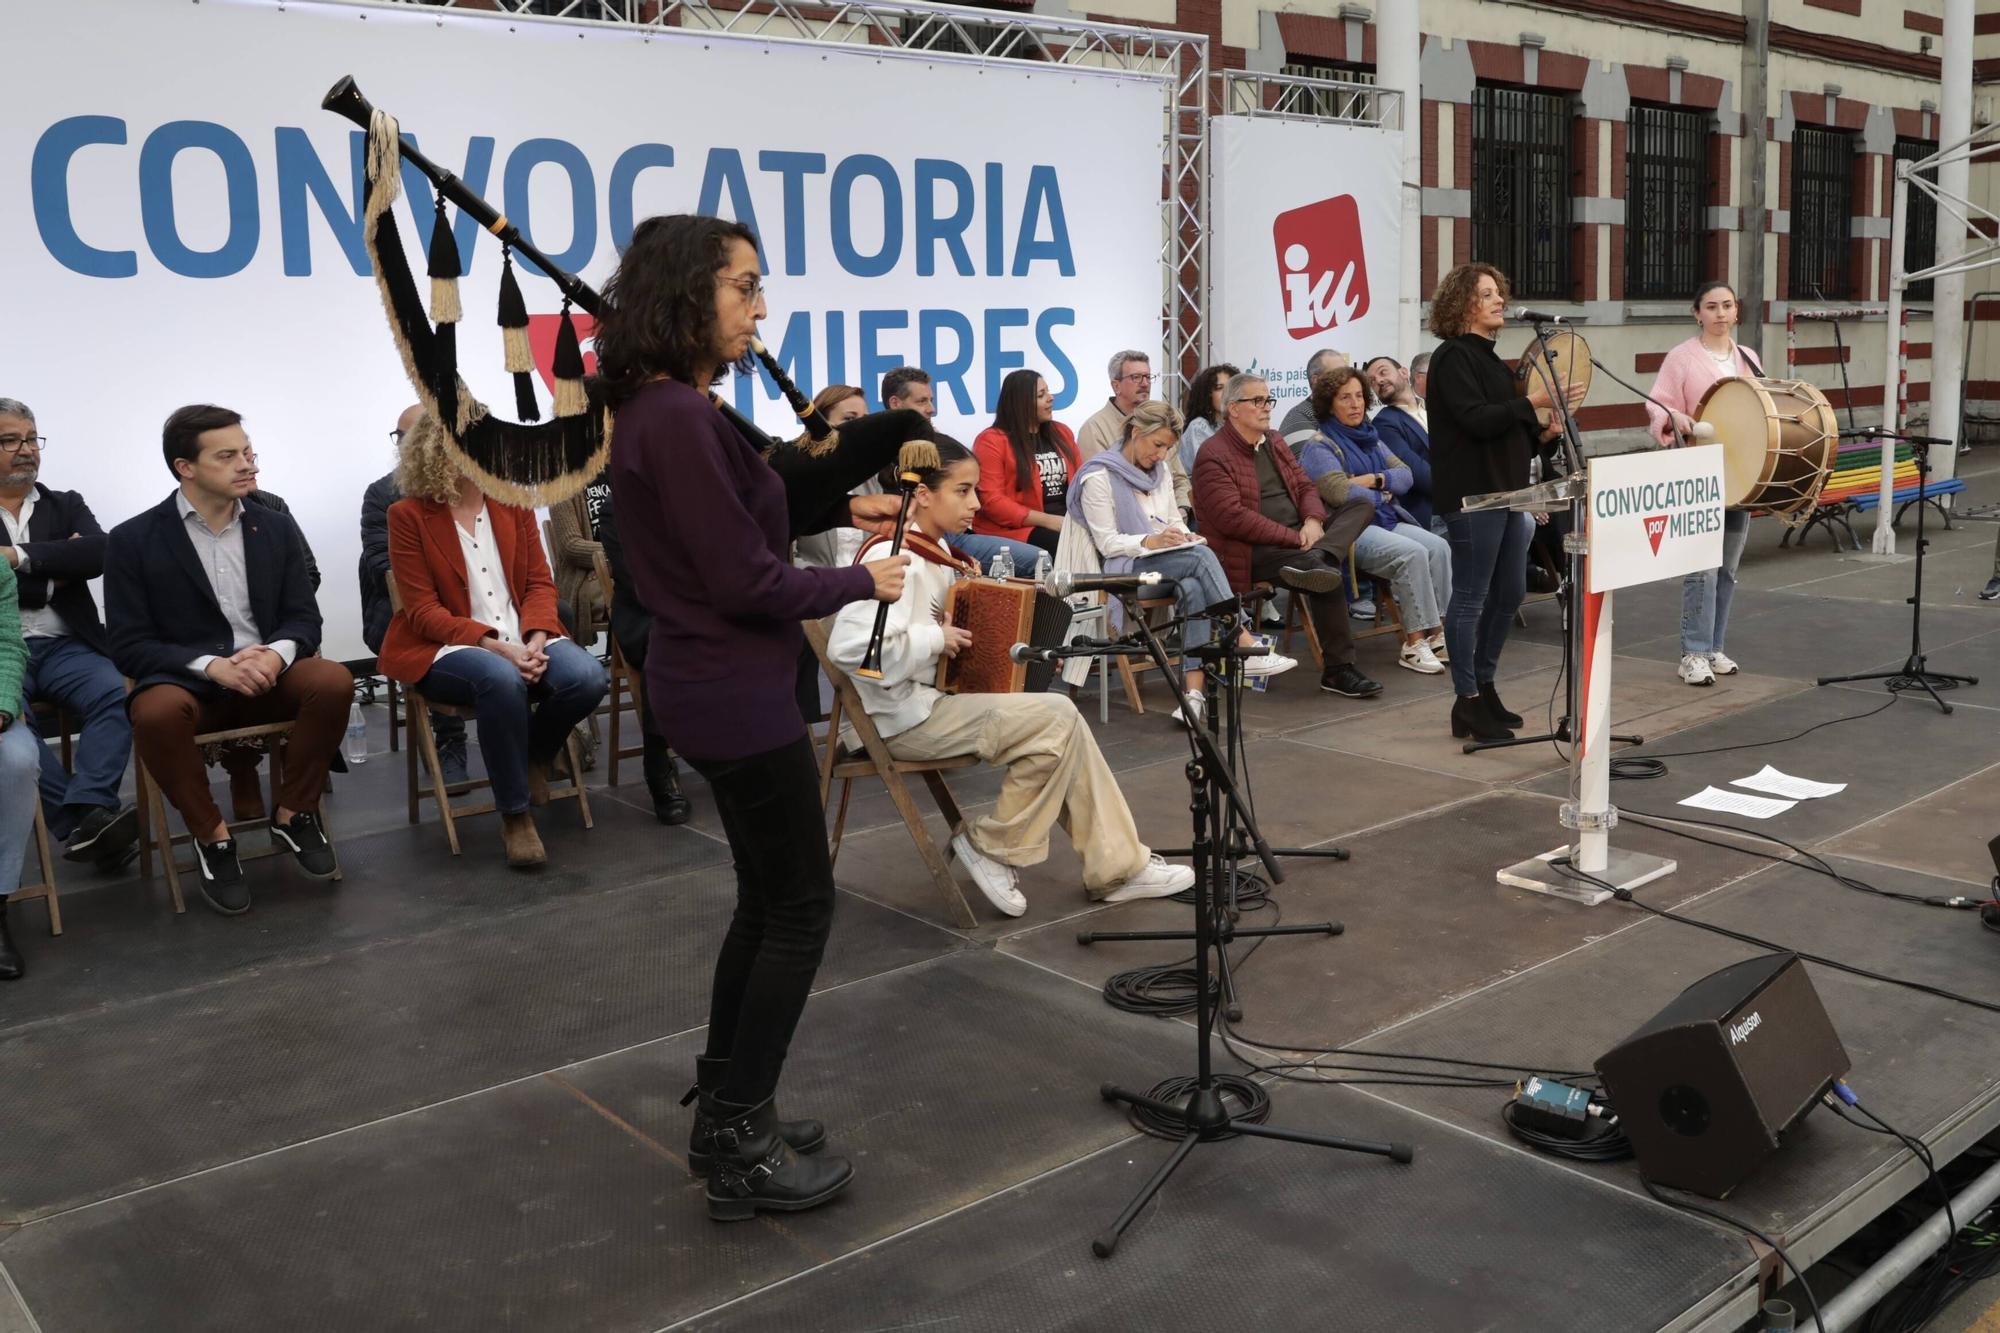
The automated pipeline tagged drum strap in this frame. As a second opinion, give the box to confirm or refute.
[1739,345,1765,377]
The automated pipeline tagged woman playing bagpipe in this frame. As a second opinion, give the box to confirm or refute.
[327,79,932,1222]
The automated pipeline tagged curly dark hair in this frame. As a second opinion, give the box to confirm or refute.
[1429,262,1510,340]
[592,214,760,408]
[1309,364,1374,422]
[992,369,1073,500]
[1181,362,1239,428]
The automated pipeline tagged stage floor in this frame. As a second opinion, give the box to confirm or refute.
[5,459,2000,1333]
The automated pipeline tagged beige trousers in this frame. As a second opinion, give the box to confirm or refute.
[886,692,1149,896]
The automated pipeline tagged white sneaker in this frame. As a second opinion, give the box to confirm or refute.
[1398,640,1446,674]
[1426,631,1449,664]
[1678,654,1716,687]
[950,832,1026,917]
[1102,854,1197,903]
[1707,651,1739,676]
[1241,651,1297,679]
[1170,691,1208,730]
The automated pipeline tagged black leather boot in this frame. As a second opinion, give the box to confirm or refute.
[682,1056,825,1176]
[1478,681,1524,728]
[702,1095,853,1221]
[1450,694,1513,742]
[0,905,22,981]
[644,739,693,826]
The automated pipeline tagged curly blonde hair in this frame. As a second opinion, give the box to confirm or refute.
[1429,262,1510,339]
[394,412,463,504]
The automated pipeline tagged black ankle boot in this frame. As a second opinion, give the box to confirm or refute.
[702,1094,853,1221]
[644,742,693,826]
[1478,681,1523,728]
[682,1056,826,1176]
[0,906,21,980]
[1450,694,1513,742]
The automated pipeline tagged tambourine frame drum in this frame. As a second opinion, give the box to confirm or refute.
[1513,329,1592,405]
[1693,376,1838,519]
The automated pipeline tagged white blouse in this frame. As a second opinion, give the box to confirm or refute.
[435,502,523,662]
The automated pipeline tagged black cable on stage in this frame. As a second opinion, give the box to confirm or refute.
[1641,1177,1827,1333]
[1499,1098,1632,1161]
[1122,1071,1271,1140]
[1608,692,1903,781]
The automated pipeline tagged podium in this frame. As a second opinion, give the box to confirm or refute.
[1464,443,1727,905]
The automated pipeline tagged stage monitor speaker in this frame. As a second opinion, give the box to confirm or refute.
[1595,953,1849,1199]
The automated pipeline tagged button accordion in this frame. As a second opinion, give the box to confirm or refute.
[934,576,1075,695]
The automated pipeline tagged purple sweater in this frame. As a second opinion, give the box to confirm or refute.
[608,378,875,762]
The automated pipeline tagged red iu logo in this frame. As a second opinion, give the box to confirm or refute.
[1643,514,1670,555]
[1272,196,1370,339]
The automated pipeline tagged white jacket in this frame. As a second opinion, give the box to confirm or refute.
[826,538,961,739]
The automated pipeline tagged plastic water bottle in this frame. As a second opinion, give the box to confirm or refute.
[343,700,369,765]
[988,547,1014,580]
[1033,551,1052,586]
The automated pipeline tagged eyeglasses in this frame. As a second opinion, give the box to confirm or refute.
[1117,372,1154,384]
[720,274,765,301]
[390,428,407,444]
[0,434,46,454]
[1232,396,1278,409]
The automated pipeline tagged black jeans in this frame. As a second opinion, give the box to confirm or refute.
[689,735,838,1106]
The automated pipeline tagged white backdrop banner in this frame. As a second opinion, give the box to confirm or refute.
[1586,445,1727,593]
[1210,115,1403,422]
[2,0,1163,657]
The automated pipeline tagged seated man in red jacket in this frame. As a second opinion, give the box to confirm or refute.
[1191,373,1382,698]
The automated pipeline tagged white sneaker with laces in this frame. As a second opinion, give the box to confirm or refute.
[1678,653,1716,687]
[1241,651,1297,679]
[1102,854,1197,903]
[1426,631,1449,664]
[950,832,1026,917]
[1707,650,1739,676]
[1398,640,1446,674]
[1170,691,1208,730]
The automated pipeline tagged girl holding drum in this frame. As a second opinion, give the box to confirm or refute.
[1645,281,1763,688]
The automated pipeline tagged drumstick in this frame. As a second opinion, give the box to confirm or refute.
[854,438,942,680]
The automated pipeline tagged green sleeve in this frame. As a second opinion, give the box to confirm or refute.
[0,562,24,716]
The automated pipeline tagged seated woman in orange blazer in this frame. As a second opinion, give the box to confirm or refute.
[972,368,1079,556]
[381,421,608,868]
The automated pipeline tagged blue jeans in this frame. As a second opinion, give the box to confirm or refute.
[22,635,132,840]
[948,531,1043,577]
[1353,522,1452,633]
[1,722,40,893]
[1680,509,1749,656]
[1133,544,1236,652]
[1443,510,1532,698]
[416,638,607,815]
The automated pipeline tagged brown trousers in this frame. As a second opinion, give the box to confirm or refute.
[1247,494,1376,668]
[131,657,354,837]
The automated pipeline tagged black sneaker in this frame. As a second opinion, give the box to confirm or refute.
[271,810,339,880]
[1275,559,1346,596]
[63,804,139,863]
[1320,664,1384,698]
[193,839,250,915]
[1981,576,2000,602]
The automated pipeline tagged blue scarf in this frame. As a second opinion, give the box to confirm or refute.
[1071,449,1162,577]
[1316,416,1400,530]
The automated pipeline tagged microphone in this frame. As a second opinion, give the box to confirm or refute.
[1510,307,1569,324]
[1009,642,1063,665]
[1040,569,1173,596]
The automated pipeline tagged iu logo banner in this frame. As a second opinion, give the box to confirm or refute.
[1272,196,1371,338]
[1643,514,1669,555]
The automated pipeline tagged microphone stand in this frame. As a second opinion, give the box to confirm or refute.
[1067,588,1410,1259]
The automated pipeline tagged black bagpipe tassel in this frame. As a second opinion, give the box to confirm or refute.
[497,246,539,421]
[552,299,588,419]
[427,193,463,326]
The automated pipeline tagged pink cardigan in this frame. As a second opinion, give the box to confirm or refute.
[1643,337,1764,446]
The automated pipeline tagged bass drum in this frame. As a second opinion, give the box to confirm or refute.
[1694,376,1838,517]
[1512,329,1592,405]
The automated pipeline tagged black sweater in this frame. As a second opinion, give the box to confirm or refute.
[1427,332,1544,516]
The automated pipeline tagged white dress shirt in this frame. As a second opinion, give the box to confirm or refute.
[0,490,72,640]
[1072,464,1194,563]
[435,501,523,662]
[177,490,297,679]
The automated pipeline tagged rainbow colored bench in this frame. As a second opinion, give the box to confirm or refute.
[1780,437,1964,550]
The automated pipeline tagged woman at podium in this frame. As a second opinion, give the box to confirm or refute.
[1645,281,1762,689]
[1426,263,1576,743]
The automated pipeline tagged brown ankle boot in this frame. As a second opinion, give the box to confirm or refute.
[501,812,545,869]
[526,764,551,807]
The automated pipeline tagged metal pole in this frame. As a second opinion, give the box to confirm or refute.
[1740,0,1771,338]
[1874,167,1908,554]
[1377,0,1423,361]
[1928,0,1974,483]
[1819,1154,2000,1330]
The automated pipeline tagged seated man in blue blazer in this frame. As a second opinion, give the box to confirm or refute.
[105,405,352,915]
[0,397,140,869]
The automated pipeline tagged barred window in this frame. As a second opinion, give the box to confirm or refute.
[1280,57,1378,120]
[1472,85,1574,301]
[1788,127,1857,301]
[1894,137,1939,303]
[1626,105,1708,300]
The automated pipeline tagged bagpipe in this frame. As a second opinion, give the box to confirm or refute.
[320,75,929,528]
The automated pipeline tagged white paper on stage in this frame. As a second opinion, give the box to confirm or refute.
[1730,765,1847,800]
[1678,786,1798,819]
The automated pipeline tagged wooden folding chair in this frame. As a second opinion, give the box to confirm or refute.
[1111,596,1182,715]
[8,796,63,936]
[28,699,75,775]
[386,571,593,855]
[591,551,647,786]
[803,619,980,928]
[1273,562,1404,669]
